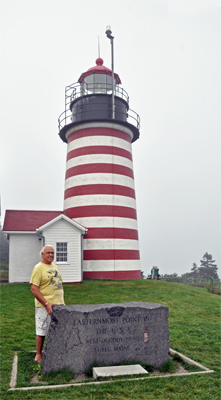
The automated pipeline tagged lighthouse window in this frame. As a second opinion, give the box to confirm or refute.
[94,74,106,93]
[85,74,94,93]
[56,242,68,262]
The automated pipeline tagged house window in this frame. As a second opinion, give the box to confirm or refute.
[56,242,68,262]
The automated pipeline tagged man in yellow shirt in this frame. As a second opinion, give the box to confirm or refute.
[30,245,65,364]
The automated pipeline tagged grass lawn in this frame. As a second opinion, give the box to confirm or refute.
[0,279,220,399]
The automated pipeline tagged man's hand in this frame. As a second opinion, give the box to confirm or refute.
[45,302,57,316]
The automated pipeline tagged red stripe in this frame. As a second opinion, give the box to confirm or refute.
[64,184,135,199]
[64,206,137,219]
[65,163,134,179]
[83,270,141,280]
[68,127,131,144]
[67,146,132,162]
[83,250,140,260]
[85,228,139,240]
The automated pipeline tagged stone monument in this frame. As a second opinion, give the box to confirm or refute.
[41,302,169,375]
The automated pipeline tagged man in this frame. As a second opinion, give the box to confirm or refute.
[30,245,65,364]
[156,266,160,280]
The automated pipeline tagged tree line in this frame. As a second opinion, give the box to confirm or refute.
[182,252,219,280]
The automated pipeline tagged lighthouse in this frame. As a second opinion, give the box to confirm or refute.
[58,41,141,280]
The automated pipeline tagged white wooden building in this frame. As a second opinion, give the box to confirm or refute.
[3,210,87,283]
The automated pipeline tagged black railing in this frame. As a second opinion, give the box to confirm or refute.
[58,81,140,132]
[65,81,129,104]
[58,102,140,132]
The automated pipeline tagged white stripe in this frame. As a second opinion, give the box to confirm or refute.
[66,154,133,170]
[74,217,138,229]
[65,122,134,142]
[65,173,135,190]
[84,239,139,250]
[64,194,137,209]
[83,260,140,271]
[67,136,132,153]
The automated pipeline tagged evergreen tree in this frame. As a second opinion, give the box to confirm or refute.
[199,252,219,279]
[191,263,198,277]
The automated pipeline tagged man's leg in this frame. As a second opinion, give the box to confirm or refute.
[35,307,51,363]
[35,335,45,362]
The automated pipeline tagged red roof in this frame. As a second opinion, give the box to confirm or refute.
[78,58,121,84]
[3,210,64,232]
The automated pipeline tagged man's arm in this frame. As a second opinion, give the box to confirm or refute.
[30,284,56,316]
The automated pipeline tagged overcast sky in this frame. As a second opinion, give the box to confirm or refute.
[0,0,220,278]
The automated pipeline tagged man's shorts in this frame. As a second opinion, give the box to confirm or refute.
[35,307,51,336]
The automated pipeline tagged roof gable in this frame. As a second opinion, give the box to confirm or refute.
[38,214,87,233]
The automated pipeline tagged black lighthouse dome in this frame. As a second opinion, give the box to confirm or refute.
[58,58,140,143]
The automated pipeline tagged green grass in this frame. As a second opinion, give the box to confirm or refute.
[0,279,220,399]
[14,351,201,387]
[0,263,9,281]
[16,351,42,387]
[158,359,176,374]
[40,366,76,385]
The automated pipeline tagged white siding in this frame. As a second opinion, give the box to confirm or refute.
[42,218,82,283]
[9,234,42,283]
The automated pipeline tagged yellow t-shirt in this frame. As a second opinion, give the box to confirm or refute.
[30,262,64,307]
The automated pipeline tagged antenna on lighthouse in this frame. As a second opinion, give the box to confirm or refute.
[105,25,115,119]
[98,36,100,58]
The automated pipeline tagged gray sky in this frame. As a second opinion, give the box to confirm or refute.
[1,0,220,278]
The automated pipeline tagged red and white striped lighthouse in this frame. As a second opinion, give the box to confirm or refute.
[59,56,141,280]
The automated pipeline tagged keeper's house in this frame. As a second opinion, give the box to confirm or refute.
[3,210,87,284]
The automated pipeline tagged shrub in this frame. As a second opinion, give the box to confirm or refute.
[0,262,9,271]
[204,280,221,295]
[213,288,221,295]
[0,271,8,280]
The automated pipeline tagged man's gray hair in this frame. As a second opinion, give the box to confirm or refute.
[40,245,54,257]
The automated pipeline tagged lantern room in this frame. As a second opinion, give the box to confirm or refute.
[58,58,140,143]
[78,57,121,95]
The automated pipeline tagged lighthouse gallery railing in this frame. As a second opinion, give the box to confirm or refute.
[58,81,140,132]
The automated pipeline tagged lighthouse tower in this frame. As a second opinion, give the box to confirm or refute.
[58,56,141,280]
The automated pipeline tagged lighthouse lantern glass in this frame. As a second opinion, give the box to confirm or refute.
[80,73,116,95]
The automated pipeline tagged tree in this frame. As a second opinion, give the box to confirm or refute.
[190,263,198,278]
[198,252,219,280]
[0,227,9,263]
[191,263,198,272]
